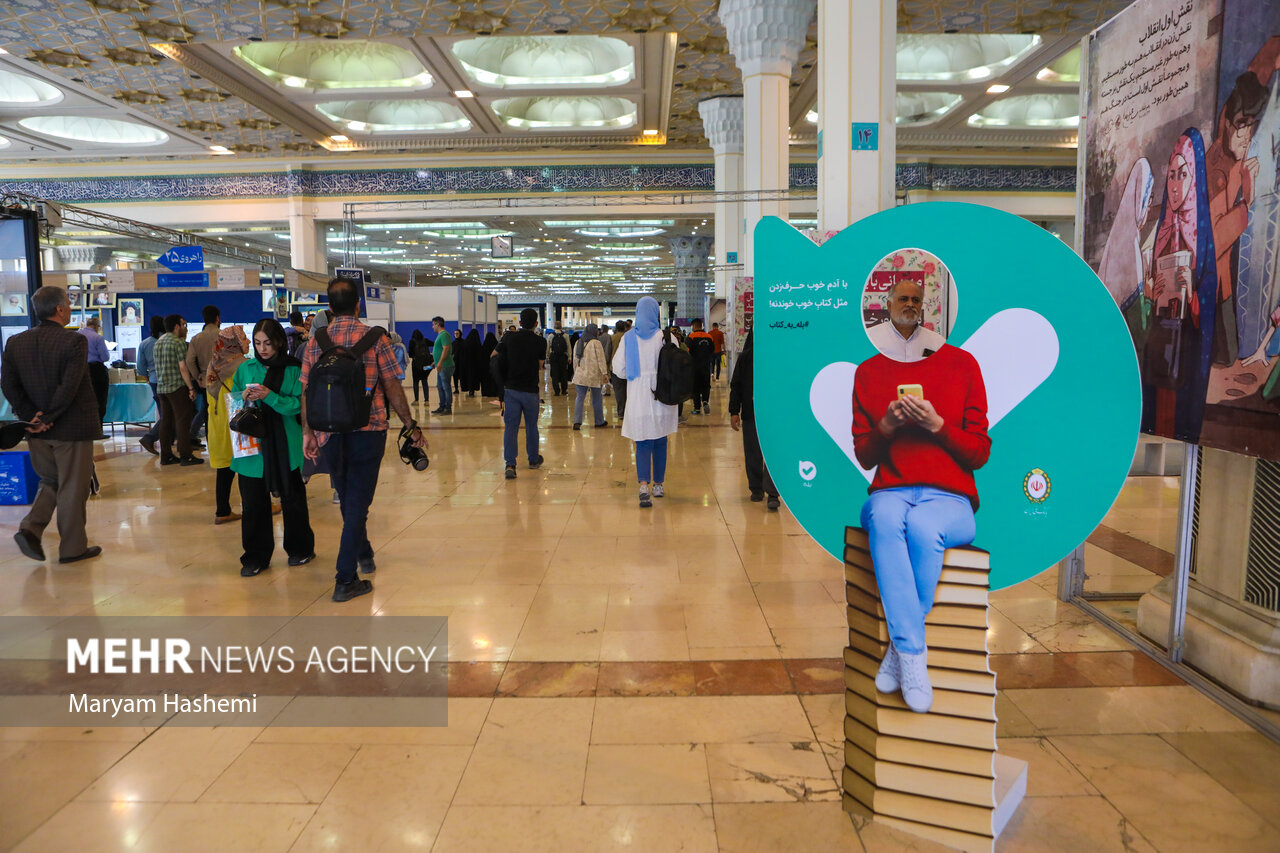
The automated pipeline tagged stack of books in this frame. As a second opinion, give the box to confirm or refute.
[841,527,1024,853]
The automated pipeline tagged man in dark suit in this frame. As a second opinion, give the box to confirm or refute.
[1,286,103,563]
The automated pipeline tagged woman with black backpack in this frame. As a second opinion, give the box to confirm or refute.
[611,297,679,508]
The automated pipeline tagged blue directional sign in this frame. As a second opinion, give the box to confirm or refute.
[157,272,209,288]
[157,245,204,272]
[851,122,879,151]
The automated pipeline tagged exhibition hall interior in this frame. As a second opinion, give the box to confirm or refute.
[0,0,1278,851]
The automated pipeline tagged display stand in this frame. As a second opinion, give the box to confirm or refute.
[841,527,1027,852]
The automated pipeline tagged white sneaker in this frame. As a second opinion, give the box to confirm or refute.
[639,484,652,508]
[897,648,933,713]
[652,483,664,498]
[874,643,900,693]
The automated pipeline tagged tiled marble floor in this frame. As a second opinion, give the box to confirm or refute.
[1,379,1277,852]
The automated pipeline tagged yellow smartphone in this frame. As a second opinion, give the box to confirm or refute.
[896,384,923,401]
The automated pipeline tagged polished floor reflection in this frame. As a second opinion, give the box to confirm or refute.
[1,379,1277,852]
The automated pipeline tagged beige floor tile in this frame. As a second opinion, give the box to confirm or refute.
[705,742,840,803]
[289,744,471,852]
[996,737,1097,797]
[995,795,1159,852]
[0,740,135,849]
[599,629,691,661]
[688,644,782,660]
[592,696,814,744]
[129,802,315,853]
[78,726,261,803]
[253,697,491,745]
[198,742,358,804]
[1160,731,1280,830]
[432,804,718,853]
[510,628,604,661]
[1005,686,1254,736]
[11,801,163,853]
[771,626,848,658]
[583,744,711,804]
[1051,734,1280,852]
[799,693,845,746]
[714,803,865,853]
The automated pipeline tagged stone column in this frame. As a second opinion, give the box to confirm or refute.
[57,246,114,270]
[719,0,814,275]
[669,235,713,325]
[288,197,326,274]
[698,96,744,302]
[817,0,896,231]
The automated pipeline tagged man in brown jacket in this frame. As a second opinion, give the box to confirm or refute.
[1,286,103,563]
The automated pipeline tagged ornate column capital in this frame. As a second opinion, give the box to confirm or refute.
[669,235,714,274]
[57,246,114,269]
[698,96,745,155]
[717,0,815,77]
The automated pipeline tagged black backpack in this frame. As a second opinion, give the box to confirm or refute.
[306,326,386,432]
[551,332,568,357]
[653,329,695,406]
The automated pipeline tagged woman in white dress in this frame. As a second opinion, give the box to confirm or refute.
[611,296,678,508]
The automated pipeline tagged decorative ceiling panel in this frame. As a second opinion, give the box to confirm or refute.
[0,0,1131,161]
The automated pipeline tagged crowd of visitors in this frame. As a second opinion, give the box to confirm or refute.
[3,282,778,600]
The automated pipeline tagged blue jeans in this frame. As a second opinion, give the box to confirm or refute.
[635,437,668,484]
[436,365,454,410]
[321,430,386,584]
[573,384,603,425]
[860,486,976,655]
[503,389,540,466]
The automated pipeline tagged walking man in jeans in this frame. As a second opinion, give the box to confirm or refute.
[300,277,426,602]
[430,316,453,414]
[497,308,546,479]
[154,314,203,466]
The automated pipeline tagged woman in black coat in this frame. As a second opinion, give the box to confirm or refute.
[728,330,778,510]
[408,329,432,405]
[479,332,500,397]
[464,328,484,396]
[452,330,465,393]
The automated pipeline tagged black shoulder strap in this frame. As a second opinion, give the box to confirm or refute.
[350,326,386,357]
[662,329,672,347]
[315,328,335,352]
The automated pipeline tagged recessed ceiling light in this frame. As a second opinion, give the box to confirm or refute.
[806,109,818,123]
[454,89,474,98]
[209,144,231,154]
[986,84,1010,94]
[642,128,658,136]
[329,134,349,142]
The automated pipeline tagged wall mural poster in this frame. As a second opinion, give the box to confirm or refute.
[1084,0,1280,459]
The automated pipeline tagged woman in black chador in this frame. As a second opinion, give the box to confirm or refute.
[480,331,500,397]
[463,328,484,397]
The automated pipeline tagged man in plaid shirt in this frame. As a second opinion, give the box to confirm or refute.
[301,277,426,602]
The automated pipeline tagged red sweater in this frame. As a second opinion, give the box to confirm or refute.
[851,345,991,508]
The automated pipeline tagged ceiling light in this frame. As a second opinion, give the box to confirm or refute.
[19,115,168,145]
[454,89,474,98]
[968,93,1080,129]
[642,128,658,136]
[452,36,634,89]
[896,34,1041,83]
[986,84,1010,94]
[316,99,470,133]
[233,40,434,91]
[329,134,349,143]
[492,96,637,130]
[208,144,231,154]
[806,109,818,123]
[0,69,63,107]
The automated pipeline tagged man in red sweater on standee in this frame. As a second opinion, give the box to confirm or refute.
[851,280,991,713]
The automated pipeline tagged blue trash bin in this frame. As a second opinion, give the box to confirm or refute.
[0,451,39,505]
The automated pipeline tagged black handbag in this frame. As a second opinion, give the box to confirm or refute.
[228,404,264,438]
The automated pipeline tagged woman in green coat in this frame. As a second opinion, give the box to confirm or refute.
[231,318,315,577]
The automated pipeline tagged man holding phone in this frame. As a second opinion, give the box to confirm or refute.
[850,284,990,714]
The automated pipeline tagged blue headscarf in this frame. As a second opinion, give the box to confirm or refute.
[624,296,661,381]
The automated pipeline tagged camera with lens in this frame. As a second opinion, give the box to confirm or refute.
[398,423,429,471]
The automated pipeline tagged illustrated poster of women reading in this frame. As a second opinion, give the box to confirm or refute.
[1143,128,1220,443]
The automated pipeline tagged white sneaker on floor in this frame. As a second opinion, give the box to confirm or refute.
[897,648,933,713]
[874,643,900,694]
[638,484,652,508]
[651,483,664,498]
